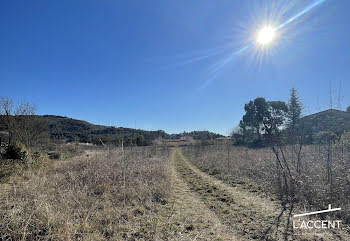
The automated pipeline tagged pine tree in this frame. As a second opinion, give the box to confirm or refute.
[287,88,302,131]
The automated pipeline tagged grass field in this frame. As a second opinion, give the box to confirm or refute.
[1,145,349,240]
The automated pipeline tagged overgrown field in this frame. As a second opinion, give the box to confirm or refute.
[183,143,350,229]
[1,143,350,240]
[0,147,171,240]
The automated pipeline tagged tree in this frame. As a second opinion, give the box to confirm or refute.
[240,97,269,144]
[285,88,304,173]
[262,101,288,141]
[347,105,350,113]
[261,100,296,206]
[237,120,256,145]
[136,135,145,146]
[241,98,295,204]
[14,101,49,148]
[0,97,14,144]
[286,88,302,131]
[0,97,49,148]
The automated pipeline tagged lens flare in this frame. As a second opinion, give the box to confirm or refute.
[197,0,327,90]
[256,26,276,45]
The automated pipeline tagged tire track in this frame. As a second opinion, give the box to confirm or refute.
[172,149,289,240]
[158,150,237,240]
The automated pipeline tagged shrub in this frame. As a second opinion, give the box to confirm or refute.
[29,151,51,166]
[3,141,27,161]
[47,151,61,160]
[340,131,350,151]
[314,131,338,145]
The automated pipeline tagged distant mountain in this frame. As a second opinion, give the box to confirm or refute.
[40,115,170,145]
[0,115,223,146]
[300,109,350,143]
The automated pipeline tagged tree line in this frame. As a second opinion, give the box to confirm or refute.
[232,88,350,212]
[233,88,303,147]
[233,88,350,147]
[0,96,225,156]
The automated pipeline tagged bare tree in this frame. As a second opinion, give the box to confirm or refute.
[0,96,14,145]
[0,97,49,148]
[14,101,48,148]
[15,101,35,116]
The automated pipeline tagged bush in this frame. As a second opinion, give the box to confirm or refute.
[47,151,61,160]
[314,131,338,145]
[340,131,350,150]
[3,141,27,161]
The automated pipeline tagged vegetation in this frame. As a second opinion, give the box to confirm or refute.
[233,89,350,147]
[235,97,289,146]
[183,142,350,235]
[286,88,302,131]
[225,89,350,238]
[0,97,49,149]
[0,147,172,240]
[1,92,350,240]
[0,113,223,147]
[173,149,290,240]
[300,109,350,144]
[170,130,223,140]
[3,141,28,161]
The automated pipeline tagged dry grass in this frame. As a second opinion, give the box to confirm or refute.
[172,149,285,240]
[0,147,170,240]
[183,144,350,236]
[2,142,349,240]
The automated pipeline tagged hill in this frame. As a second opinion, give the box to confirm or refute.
[0,115,223,146]
[300,109,350,143]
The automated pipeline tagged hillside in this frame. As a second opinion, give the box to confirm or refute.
[0,115,223,146]
[300,109,350,143]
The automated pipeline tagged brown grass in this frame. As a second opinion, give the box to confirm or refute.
[0,147,170,240]
[183,144,350,234]
[2,142,349,240]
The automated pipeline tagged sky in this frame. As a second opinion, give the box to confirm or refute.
[1,0,349,135]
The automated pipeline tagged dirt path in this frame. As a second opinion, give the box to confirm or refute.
[169,148,350,241]
[170,148,292,240]
[155,149,237,240]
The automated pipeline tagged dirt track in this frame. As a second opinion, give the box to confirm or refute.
[167,149,348,241]
[166,149,291,240]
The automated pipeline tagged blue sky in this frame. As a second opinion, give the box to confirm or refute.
[1,0,349,135]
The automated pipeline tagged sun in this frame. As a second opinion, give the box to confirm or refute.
[256,26,276,45]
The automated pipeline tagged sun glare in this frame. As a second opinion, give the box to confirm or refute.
[256,26,276,45]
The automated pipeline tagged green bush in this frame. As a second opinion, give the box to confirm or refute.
[314,131,338,145]
[4,141,28,161]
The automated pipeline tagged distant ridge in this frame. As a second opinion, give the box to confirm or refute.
[0,115,223,146]
[300,109,350,143]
